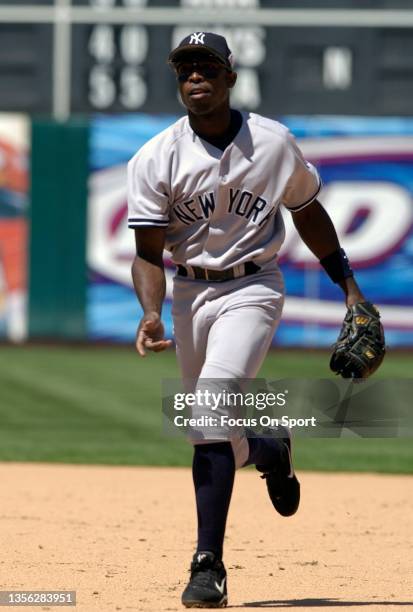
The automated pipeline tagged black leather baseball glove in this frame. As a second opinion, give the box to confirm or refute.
[330,302,386,379]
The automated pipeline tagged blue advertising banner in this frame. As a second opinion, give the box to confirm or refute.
[87,115,413,347]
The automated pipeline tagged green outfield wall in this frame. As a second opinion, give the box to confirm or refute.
[28,119,89,340]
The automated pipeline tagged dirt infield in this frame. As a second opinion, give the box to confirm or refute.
[0,464,411,612]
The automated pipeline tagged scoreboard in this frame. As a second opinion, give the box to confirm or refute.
[1,0,413,117]
[0,21,53,112]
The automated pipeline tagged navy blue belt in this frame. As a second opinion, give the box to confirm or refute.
[176,261,261,282]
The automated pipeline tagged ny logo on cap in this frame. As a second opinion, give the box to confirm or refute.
[189,32,206,45]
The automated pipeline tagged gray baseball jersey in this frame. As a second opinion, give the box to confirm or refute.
[127,111,321,269]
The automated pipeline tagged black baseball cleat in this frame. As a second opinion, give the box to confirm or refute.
[256,427,300,517]
[181,551,228,608]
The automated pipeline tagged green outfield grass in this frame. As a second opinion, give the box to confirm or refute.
[0,345,412,473]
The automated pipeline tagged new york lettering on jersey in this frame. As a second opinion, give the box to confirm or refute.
[172,189,271,226]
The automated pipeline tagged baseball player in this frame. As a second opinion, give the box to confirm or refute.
[128,32,383,608]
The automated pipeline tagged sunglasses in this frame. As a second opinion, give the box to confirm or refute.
[175,61,227,82]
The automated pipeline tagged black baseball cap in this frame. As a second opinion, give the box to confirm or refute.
[168,32,234,70]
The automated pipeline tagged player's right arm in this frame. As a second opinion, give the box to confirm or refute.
[127,142,171,357]
[132,227,173,357]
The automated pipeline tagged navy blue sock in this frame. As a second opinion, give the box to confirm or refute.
[192,442,235,560]
[243,436,284,470]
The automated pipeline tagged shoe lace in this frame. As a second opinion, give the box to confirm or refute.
[190,566,219,586]
[189,557,223,586]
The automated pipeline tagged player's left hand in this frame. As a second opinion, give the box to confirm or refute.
[330,301,386,380]
[136,312,173,357]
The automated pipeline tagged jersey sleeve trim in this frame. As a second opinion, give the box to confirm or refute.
[285,176,322,213]
[128,217,169,228]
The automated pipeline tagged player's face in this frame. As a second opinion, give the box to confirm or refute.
[174,55,236,115]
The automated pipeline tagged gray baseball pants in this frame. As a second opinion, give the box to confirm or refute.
[172,262,285,467]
